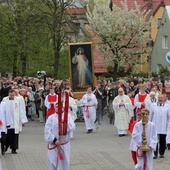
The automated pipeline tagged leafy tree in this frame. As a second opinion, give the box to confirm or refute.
[58,50,69,79]
[33,0,78,79]
[0,0,81,78]
[0,0,46,76]
[86,0,151,80]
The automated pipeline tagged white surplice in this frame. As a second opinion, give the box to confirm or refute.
[3,96,28,133]
[44,113,75,170]
[132,121,157,170]
[81,93,98,130]
[0,101,12,137]
[112,94,132,134]
[145,98,157,111]
[149,103,170,135]
[164,101,170,144]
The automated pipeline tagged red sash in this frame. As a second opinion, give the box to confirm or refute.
[128,118,136,134]
[136,94,147,114]
[137,147,147,170]
[84,104,95,118]
[0,120,3,126]
[58,91,69,136]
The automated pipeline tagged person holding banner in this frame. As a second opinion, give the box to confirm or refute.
[44,91,76,170]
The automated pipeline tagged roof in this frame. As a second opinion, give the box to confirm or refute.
[93,49,107,73]
[111,0,170,16]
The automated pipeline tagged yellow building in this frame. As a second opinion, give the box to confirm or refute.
[137,3,168,74]
[151,5,165,42]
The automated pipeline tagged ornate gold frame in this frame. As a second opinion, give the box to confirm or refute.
[68,42,95,98]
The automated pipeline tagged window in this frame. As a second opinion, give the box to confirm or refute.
[157,18,162,28]
[162,36,168,49]
[156,64,162,72]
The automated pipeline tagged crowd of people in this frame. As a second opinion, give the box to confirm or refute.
[0,75,170,170]
[79,75,170,170]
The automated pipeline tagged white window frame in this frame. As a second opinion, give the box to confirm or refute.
[162,35,168,49]
[156,64,162,72]
[157,18,162,28]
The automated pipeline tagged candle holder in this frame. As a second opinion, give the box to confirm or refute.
[139,110,151,152]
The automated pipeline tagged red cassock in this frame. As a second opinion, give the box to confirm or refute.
[159,88,166,94]
[136,93,147,114]
[128,117,136,134]
[46,94,58,118]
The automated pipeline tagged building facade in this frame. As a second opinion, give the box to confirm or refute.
[151,6,170,73]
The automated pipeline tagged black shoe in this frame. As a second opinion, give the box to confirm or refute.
[5,147,8,152]
[153,155,157,159]
[1,149,5,156]
[11,150,17,154]
[160,155,164,158]
[87,129,93,133]
[119,134,123,137]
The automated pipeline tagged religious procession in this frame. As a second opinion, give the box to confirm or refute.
[0,75,170,170]
[1,0,170,170]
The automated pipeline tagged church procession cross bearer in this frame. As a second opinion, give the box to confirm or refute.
[44,90,76,170]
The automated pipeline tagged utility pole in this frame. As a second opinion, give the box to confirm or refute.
[147,0,153,78]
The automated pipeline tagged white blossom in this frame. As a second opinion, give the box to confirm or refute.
[86,0,151,70]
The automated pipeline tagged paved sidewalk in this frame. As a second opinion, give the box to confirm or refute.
[1,115,170,170]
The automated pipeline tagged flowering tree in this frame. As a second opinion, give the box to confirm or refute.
[86,0,151,79]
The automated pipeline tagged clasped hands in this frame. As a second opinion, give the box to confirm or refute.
[87,98,92,102]
[119,102,124,106]
[54,140,61,147]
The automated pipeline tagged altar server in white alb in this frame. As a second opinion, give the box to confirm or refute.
[61,89,77,139]
[0,99,12,155]
[132,109,157,170]
[112,88,132,136]
[44,103,76,170]
[149,94,170,159]
[145,92,157,111]
[164,94,170,150]
[81,85,98,133]
[3,89,28,154]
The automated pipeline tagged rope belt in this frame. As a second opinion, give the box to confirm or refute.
[84,104,95,118]
[137,147,147,170]
[47,141,69,150]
